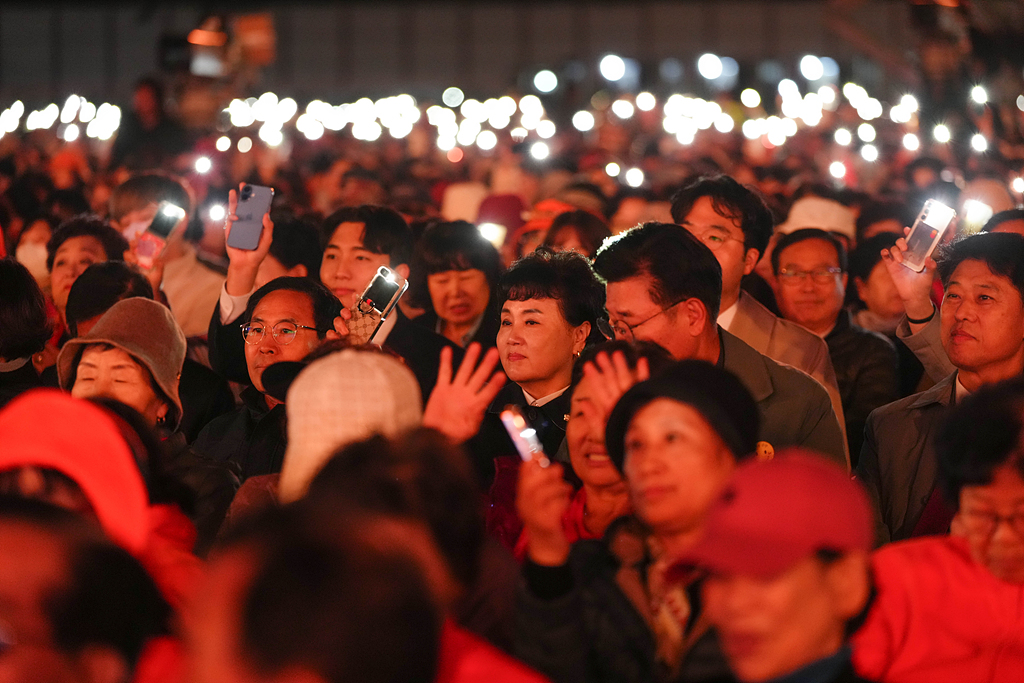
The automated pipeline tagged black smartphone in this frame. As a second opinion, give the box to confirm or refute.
[227,184,274,251]
[357,266,408,317]
[347,266,409,344]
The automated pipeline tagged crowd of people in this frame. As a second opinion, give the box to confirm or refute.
[2,64,1024,683]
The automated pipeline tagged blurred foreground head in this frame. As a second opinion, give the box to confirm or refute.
[0,497,169,683]
[190,503,441,683]
[938,375,1024,584]
[681,451,872,682]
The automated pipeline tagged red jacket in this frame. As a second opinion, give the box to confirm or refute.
[438,620,550,683]
[852,535,1024,682]
[143,504,205,613]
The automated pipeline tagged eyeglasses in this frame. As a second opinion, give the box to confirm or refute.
[241,321,322,345]
[777,267,843,285]
[959,509,1024,539]
[598,300,685,342]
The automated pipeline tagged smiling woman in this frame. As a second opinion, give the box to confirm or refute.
[514,360,761,683]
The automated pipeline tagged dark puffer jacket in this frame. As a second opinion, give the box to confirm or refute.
[514,519,734,683]
[825,310,899,463]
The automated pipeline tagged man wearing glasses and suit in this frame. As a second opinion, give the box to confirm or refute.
[593,221,847,467]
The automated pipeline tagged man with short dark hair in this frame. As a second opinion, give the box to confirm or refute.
[210,200,458,399]
[593,222,846,466]
[772,229,899,460]
[670,175,846,453]
[857,231,1024,542]
[194,277,342,480]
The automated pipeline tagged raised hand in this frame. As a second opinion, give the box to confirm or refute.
[422,343,506,444]
[880,226,939,326]
[224,184,274,296]
[517,458,573,566]
[581,349,650,424]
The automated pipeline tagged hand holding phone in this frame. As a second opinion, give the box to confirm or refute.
[900,199,956,273]
[514,431,571,565]
[136,201,186,270]
[346,266,409,345]
[227,184,274,251]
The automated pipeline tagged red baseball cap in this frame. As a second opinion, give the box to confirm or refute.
[678,450,872,578]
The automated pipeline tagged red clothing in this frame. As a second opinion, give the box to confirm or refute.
[132,636,185,683]
[437,620,550,683]
[513,487,605,562]
[852,535,1024,682]
[0,389,150,553]
[142,504,205,613]
[0,391,204,611]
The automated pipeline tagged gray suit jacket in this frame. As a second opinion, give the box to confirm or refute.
[855,372,956,544]
[721,328,848,468]
[728,292,848,458]
[895,312,955,384]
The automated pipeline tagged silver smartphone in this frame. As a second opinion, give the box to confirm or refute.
[901,199,956,273]
[227,184,274,250]
[500,405,550,467]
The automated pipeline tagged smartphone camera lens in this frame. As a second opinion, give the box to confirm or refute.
[240,185,253,200]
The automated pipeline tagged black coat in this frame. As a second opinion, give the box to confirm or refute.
[467,382,569,488]
[0,360,52,410]
[824,310,899,463]
[514,525,734,683]
[382,309,464,401]
[413,306,501,352]
[161,432,240,556]
[178,358,237,444]
[191,386,287,481]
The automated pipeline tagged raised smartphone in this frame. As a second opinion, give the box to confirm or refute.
[500,405,550,467]
[901,199,956,273]
[347,266,409,344]
[136,201,186,269]
[227,184,274,251]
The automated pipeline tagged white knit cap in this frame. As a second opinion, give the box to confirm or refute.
[777,196,857,241]
[278,349,423,503]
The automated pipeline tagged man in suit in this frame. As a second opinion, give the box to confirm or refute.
[857,231,1024,543]
[670,175,847,457]
[593,221,847,467]
[209,200,460,400]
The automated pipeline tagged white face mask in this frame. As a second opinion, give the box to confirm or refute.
[16,241,50,286]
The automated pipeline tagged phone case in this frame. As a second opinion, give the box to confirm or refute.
[347,267,409,344]
[901,200,956,273]
[228,185,274,251]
